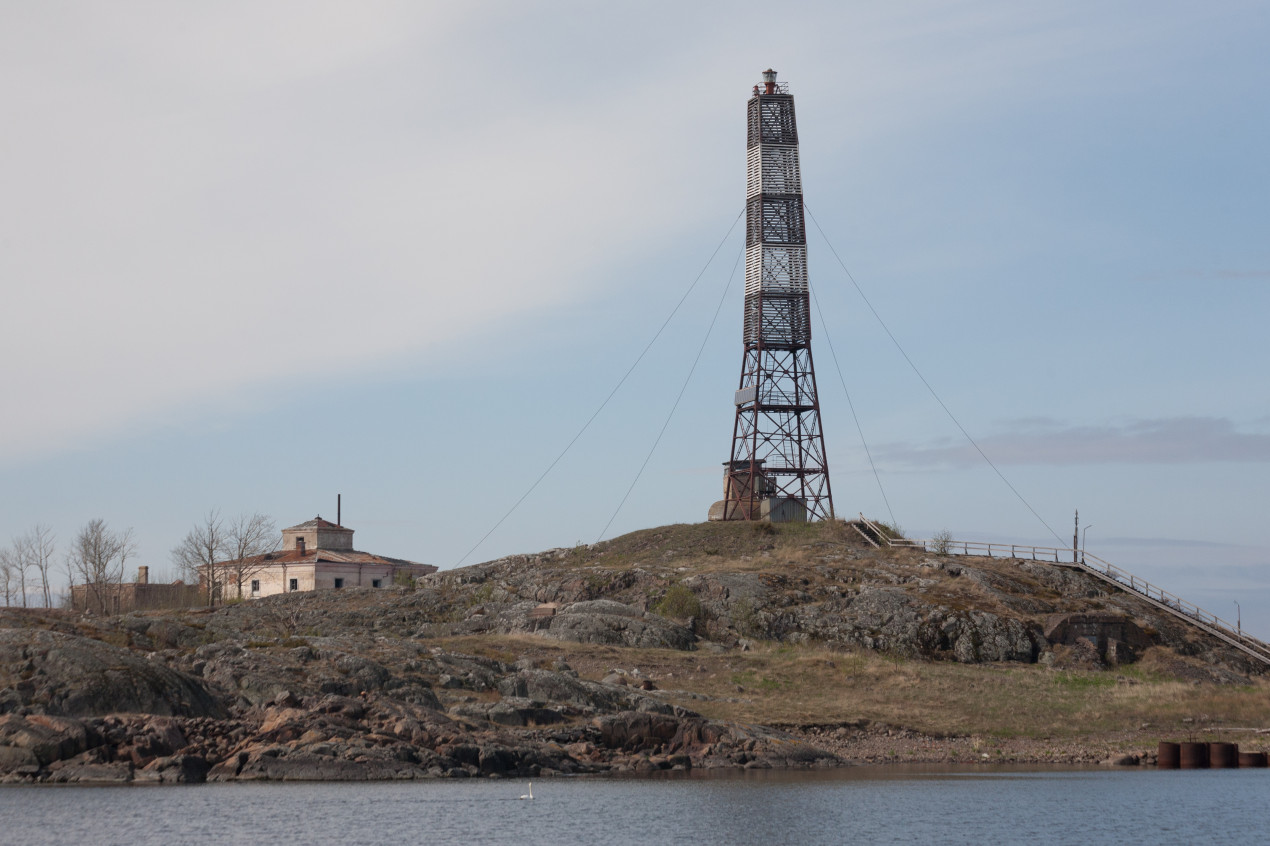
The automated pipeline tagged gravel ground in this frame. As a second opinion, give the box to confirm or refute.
[779,723,1270,767]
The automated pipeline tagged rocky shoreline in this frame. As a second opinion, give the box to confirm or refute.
[0,667,843,784]
[0,695,1169,786]
[2,522,1264,784]
[0,627,1234,785]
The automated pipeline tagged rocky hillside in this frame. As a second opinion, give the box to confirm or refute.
[0,521,1263,784]
[421,521,1258,670]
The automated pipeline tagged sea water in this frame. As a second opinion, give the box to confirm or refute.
[0,766,1261,846]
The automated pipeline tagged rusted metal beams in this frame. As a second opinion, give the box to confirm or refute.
[718,70,834,523]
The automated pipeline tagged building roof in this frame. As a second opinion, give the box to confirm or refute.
[283,516,352,532]
[255,548,433,568]
[205,515,436,574]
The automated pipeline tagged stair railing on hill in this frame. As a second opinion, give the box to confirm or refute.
[1072,552,1270,666]
[853,515,1270,667]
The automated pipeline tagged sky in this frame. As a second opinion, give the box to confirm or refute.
[2,2,1268,634]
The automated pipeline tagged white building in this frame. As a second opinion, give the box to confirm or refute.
[206,517,437,600]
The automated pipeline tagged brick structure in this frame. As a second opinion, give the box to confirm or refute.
[70,566,201,613]
[1044,612,1154,664]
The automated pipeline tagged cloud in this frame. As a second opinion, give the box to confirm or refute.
[878,417,1270,468]
[0,2,740,461]
[0,2,1247,462]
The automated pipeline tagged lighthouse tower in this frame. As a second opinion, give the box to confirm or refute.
[709,69,834,523]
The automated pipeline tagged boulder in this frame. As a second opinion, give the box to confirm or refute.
[213,747,397,781]
[449,699,567,727]
[46,758,134,783]
[128,716,187,761]
[0,745,39,771]
[545,601,696,650]
[948,611,1036,663]
[594,711,683,751]
[135,754,211,783]
[0,629,222,718]
[0,714,95,765]
[497,669,677,716]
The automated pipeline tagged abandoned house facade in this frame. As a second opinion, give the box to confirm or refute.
[202,517,437,600]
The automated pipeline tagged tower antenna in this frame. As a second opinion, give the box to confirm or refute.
[710,69,834,523]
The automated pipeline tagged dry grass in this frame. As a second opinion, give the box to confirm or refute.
[432,634,1270,743]
[572,521,872,575]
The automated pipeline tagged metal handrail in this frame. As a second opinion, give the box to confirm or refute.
[889,536,1071,563]
[1077,552,1270,660]
[868,527,1270,666]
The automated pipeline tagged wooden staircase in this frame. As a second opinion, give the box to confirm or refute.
[846,517,884,548]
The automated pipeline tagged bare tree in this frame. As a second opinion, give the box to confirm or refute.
[14,524,56,607]
[68,519,137,614]
[217,513,279,600]
[2,538,29,607]
[62,552,75,607]
[171,510,226,606]
[0,547,15,607]
[16,543,28,607]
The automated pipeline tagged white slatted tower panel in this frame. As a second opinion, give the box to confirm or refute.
[763,245,808,292]
[746,147,763,198]
[746,146,803,198]
[745,245,763,297]
[745,245,808,294]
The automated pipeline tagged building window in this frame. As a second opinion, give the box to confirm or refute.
[289,578,298,592]
[372,579,382,588]
[250,580,260,596]
[333,578,344,589]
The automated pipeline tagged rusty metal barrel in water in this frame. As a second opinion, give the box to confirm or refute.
[1157,742,1180,769]
[1179,742,1209,769]
[1238,751,1267,768]
[1209,742,1239,768]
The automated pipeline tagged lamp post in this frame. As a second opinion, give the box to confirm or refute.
[1081,524,1093,564]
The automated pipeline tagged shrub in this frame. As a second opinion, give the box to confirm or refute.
[655,584,703,620]
[932,529,954,555]
[876,521,905,540]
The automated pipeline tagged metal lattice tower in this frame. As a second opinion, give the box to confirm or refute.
[708,69,834,523]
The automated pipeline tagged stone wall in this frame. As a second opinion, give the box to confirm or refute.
[1043,613,1154,663]
[70,582,204,613]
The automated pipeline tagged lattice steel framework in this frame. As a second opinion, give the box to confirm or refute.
[716,70,833,522]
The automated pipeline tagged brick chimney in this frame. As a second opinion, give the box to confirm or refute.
[137,566,149,585]
[296,537,306,554]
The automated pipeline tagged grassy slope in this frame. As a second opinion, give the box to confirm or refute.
[434,521,1270,747]
[436,634,1268,745]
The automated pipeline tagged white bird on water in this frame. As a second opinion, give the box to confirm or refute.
[519,782,533,800]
